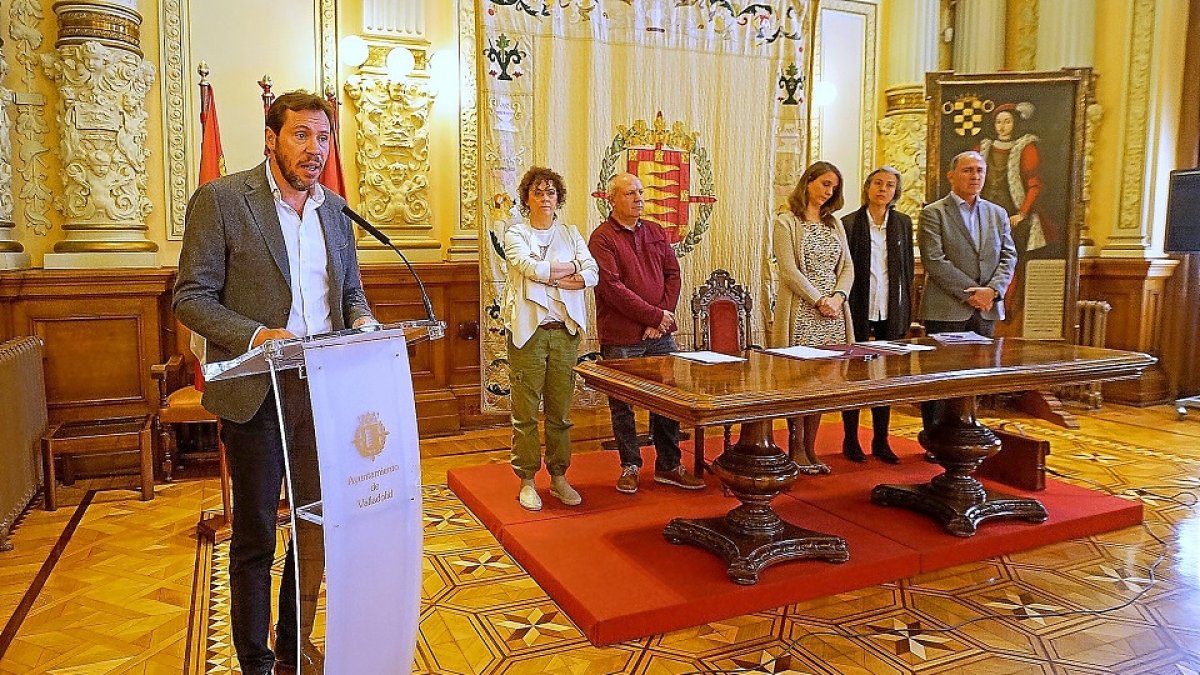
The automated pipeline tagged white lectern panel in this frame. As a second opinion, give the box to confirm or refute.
[303,334,421,673]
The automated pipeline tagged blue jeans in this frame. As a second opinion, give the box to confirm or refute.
[600,334,681,471]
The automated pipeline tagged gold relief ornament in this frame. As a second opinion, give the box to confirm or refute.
[942,95,994,137]
[344,76,434,227]
[353,412,390,461]
[591,111,717,257]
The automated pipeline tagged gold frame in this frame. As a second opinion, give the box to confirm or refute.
[924,68,1091,342]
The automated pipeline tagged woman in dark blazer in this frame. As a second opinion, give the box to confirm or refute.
[840,166,914,463]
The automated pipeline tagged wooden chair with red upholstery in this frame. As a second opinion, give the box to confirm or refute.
[151,322,231,542]
[689,269,755,476]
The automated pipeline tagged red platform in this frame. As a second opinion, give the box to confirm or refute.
[447,426,1142,645]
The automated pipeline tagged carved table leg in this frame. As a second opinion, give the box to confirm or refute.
[871,396,1048,537]
[664,420,848,584]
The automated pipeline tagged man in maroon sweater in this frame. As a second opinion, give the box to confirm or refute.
[588,173,705,494]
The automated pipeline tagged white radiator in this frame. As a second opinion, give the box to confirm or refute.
[0,337,47,551]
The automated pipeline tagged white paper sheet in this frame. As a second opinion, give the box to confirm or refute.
[868,340,937,352]
[763,345,846,359]
[929,331,993,345]
[671,350,747,364]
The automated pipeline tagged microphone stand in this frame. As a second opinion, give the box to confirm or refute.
[341,205,445,341]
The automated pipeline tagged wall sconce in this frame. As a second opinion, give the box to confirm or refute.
[340,34,369,67]
[386,47,415,80]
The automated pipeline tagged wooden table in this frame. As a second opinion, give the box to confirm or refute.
[576,338,1154,584]
[42,416,154,510]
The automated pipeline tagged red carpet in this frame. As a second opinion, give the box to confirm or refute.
[447,426,1142,645]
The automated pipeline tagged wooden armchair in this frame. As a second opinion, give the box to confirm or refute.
[151,322,230,541]
[690,269,755,475]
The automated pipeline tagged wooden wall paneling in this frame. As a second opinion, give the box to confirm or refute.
[360,261,486,437]
[1078,257,1178,405]
[445,263,500,428]
[1162,254,1200,397]
[0,264,491,442]
[0,270,174,423]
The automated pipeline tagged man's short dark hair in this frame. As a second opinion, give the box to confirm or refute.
[265,91,334,134]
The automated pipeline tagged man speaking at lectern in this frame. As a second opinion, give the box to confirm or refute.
[174,91,377,675]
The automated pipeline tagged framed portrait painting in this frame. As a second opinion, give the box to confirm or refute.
[925,68,1091,341]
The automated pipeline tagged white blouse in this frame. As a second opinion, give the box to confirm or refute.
[501,220,599,348]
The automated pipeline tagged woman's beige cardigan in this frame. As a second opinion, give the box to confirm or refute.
[769,211,855,348]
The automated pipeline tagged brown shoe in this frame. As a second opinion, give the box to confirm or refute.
[653,465,705,490]
[616,465,640,494]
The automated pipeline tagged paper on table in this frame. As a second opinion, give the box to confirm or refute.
[929,331,993,345]
[868,340,936,352]
[671,350,747,364]
[763,344,847,359]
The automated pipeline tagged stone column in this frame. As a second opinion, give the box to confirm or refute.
[1100,0,1160,258]
[41,0,158,269]
[952,0,1005,73]
[448,0,480,261]
[877,0,940,218]
[1036,0,1100,255]
[1036,0,1096,70]
[0,37,31,270]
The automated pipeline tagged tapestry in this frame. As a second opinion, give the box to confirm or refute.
[477,0,811,412]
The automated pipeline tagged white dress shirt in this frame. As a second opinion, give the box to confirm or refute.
[868,209,889,322]
[265,163,332,338]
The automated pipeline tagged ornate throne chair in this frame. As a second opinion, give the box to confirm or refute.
[690,269,755,475]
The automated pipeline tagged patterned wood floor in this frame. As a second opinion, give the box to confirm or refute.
[1,404,1198,674]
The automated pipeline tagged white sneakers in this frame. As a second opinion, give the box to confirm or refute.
[518,479,542,511]
[518,475,582,510]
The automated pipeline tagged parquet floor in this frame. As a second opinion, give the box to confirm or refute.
[1,404,1198,674]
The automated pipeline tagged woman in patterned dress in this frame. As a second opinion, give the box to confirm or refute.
[770,161,855,473]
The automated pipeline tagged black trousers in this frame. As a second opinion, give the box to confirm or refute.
[921,311,995,430]
[220,371,323,673]
[843,320,895,440]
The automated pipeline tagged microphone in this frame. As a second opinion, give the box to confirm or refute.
[341,205,438,326]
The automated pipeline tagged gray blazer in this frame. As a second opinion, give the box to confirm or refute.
[917,193,1016,323]
[173,162,373,423]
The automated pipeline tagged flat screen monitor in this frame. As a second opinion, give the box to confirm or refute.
[1166,168,1200,253]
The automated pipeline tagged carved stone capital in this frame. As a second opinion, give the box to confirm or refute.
[42,41,155,232]
[877,111,927,221]
[41,40,157,265]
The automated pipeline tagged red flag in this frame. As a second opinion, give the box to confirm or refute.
[193,73,226,388]
[198,78,225,185]
[320,93,347,197]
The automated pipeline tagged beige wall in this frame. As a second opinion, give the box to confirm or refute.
[1,0,1192,269]
[0,0,462,268]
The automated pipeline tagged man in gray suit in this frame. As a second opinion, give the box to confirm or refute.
[175,91,376,675]
[918,150,1016,336]
[918,150,1017,438]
